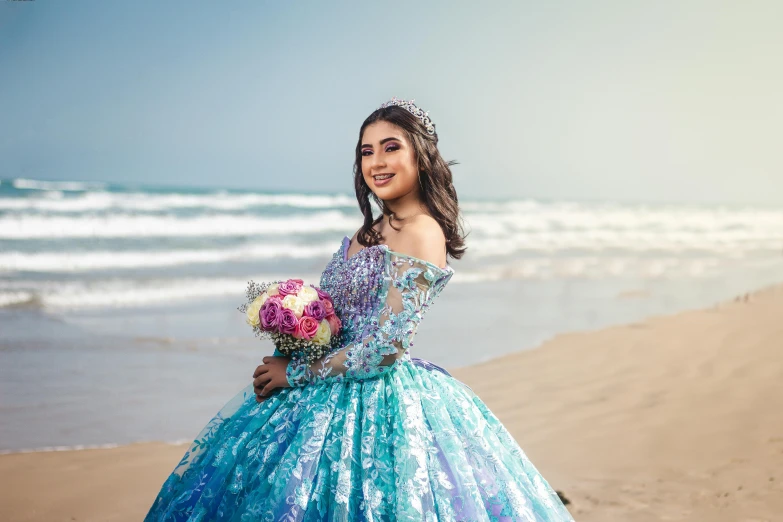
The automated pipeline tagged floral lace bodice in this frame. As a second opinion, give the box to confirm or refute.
[286,235,454,386]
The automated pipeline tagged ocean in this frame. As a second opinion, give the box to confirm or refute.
[1,177,781,452]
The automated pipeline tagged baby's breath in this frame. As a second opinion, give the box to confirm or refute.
[236,279,281,314]
[270,331,344,364]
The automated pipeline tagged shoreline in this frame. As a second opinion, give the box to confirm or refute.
[0,278,775,456]
[7,273,782,454]
[1,282,782,521]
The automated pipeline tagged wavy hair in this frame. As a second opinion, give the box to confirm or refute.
[352,105,468,260]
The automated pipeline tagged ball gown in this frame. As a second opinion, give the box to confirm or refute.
[144,235,576,521]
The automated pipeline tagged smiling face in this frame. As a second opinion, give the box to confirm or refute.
[360,120,420,203]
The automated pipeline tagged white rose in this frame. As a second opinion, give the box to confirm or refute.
[257,292,270,306]
[281,294,305,318]
[267,284,280,297]
[297,286,319,304]
[245,298,263,327]
[312,319,332,345]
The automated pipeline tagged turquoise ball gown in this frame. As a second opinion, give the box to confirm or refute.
[144,236,575,521]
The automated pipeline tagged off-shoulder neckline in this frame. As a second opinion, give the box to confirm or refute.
[341,235,453,273]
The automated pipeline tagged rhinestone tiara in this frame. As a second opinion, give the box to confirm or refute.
[378,96,436,135]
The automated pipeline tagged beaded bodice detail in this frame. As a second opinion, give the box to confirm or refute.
[286,235,454,385]
[318,237,387,346]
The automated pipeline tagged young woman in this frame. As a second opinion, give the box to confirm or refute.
[145,98,575,521]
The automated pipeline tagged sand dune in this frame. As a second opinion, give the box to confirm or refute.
[1,285,781,521]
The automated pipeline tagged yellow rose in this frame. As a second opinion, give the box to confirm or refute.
[281,294,305,318]
[245,298,263,327]
[297,286,319,304]
[312,319,332,345]
[267,284,280,297]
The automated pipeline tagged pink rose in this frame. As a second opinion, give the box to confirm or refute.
[278,308,298,335]
[304,300,327,322]
[294,316,319,340]
[325,313,342,336]
[278,278,304,297]
[322,299,334,316]
[260,299,282,331]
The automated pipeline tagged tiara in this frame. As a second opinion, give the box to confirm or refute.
[378,96,436,135]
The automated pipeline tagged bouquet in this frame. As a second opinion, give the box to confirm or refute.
[238,278,343,364]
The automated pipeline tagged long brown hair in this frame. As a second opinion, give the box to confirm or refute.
[353,105,468,260]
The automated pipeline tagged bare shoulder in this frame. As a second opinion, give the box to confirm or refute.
[350,224,379,244]
[395,215,447,268]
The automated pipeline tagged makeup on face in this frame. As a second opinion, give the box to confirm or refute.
[361,137,403,156]
[362,137,404,187]
[360,121,419,197]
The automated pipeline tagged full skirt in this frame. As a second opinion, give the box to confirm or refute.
[144,360,575,521]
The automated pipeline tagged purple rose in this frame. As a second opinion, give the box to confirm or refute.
[260,299,282,331]
[278,308,298,335]
[314,286,332,301]
[278,279,304,297]
[303,300,327,322]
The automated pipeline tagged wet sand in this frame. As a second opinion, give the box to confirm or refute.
[1,284,782,521]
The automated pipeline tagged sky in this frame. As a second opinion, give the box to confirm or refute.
[0,0,781,204]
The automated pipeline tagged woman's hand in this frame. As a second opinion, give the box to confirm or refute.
[252,355,292,403]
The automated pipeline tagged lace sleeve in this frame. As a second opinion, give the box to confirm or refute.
[285,251,452,386]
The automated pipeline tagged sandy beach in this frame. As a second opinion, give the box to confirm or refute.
[4,1,783,519]
[1,284,781,522]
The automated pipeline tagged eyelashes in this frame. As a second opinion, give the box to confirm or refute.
[361,144,400,156]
